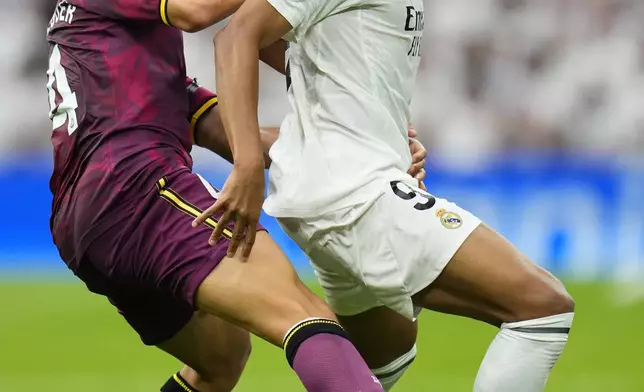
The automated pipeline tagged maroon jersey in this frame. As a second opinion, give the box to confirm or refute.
[46,0,217,263]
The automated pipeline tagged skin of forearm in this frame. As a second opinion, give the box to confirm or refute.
[195,107,278,168]
[168,0,244,32]
[214,26,265,170]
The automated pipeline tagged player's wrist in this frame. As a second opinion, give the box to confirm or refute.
[232,152,265,172]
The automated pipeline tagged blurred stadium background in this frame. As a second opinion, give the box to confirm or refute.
[1,1,644,391]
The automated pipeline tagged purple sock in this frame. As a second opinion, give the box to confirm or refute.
[292,333,384,392]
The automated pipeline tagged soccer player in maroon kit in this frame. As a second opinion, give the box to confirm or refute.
[45,1,427,391]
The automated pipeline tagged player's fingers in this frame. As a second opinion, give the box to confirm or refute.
[408,126,418,138]
[242,222,257,259]
[227,217,247,258]
[415,168,427,182]
[419,180,427,191]
[193,198,224,227]
[407,166,419,177]
[411,152,426,167]
[408,161,425,177]
[411,143,427,161]
[209,210,232,246]
[413,158,427,172]
[412,148,427,162]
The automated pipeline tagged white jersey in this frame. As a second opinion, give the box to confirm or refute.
[264,0,425,220]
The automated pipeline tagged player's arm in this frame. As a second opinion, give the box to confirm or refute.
[187,78,278,166]
[192,0,292,257]
[171,0,288,69]
[166,0,244,32]
[195,109,279,167]
[81,0,245,32]
[213,0,291,165]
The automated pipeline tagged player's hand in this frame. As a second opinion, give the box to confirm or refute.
[407,125,427,191]
[192,162,265,258]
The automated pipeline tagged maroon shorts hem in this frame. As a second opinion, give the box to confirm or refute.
[139,313,193,346]
[184,241,229,310]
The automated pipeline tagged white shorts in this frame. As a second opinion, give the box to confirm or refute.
[278,179,482,320]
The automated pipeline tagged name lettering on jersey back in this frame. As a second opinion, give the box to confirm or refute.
[48,1,76,33]
[405,6,424,57]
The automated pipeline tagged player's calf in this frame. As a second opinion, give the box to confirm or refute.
[157,312,252,392]
[161,361,250,392]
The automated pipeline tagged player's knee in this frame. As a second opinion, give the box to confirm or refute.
[515,273,575,321]
[541,282,575,315]
[284,280,336,322]
[303,288,336,319]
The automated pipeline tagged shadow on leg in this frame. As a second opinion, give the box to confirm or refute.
[338,307,418,390]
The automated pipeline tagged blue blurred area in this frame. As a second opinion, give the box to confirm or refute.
[1,151,643,280]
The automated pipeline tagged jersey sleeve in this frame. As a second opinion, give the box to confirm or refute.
[264,0,363,41]
[74,0,170,24]
[186,77,218,144]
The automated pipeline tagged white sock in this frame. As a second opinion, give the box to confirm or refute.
[474,312,574,392]
[371,344,417,391]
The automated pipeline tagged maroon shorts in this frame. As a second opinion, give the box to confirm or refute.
[55,168,265,345]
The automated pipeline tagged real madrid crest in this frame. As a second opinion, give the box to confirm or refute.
[436,209,463,229]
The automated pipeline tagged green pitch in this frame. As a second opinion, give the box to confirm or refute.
[1,281,643,391]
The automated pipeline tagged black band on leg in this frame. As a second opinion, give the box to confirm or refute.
[160,372,199,392]
[512,327,571,334]
[282,318,348,368]
[375,357,416,380]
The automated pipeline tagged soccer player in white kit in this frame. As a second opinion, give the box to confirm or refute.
[198,0,576,390]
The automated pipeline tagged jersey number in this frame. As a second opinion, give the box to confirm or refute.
[46,44,79,135]
[390,180,436,211]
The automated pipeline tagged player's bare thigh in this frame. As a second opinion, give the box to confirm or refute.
[194,231,336,346]
[333,225,574,369]
[157,312,251,392]
[412,224,575,326]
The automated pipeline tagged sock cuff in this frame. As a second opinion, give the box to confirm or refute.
[282,318,348,367]
[371,344,417,377]
[160,372,198,392]
[502,312,574,330]
[502,313,574,341]
[173,372,197,392]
